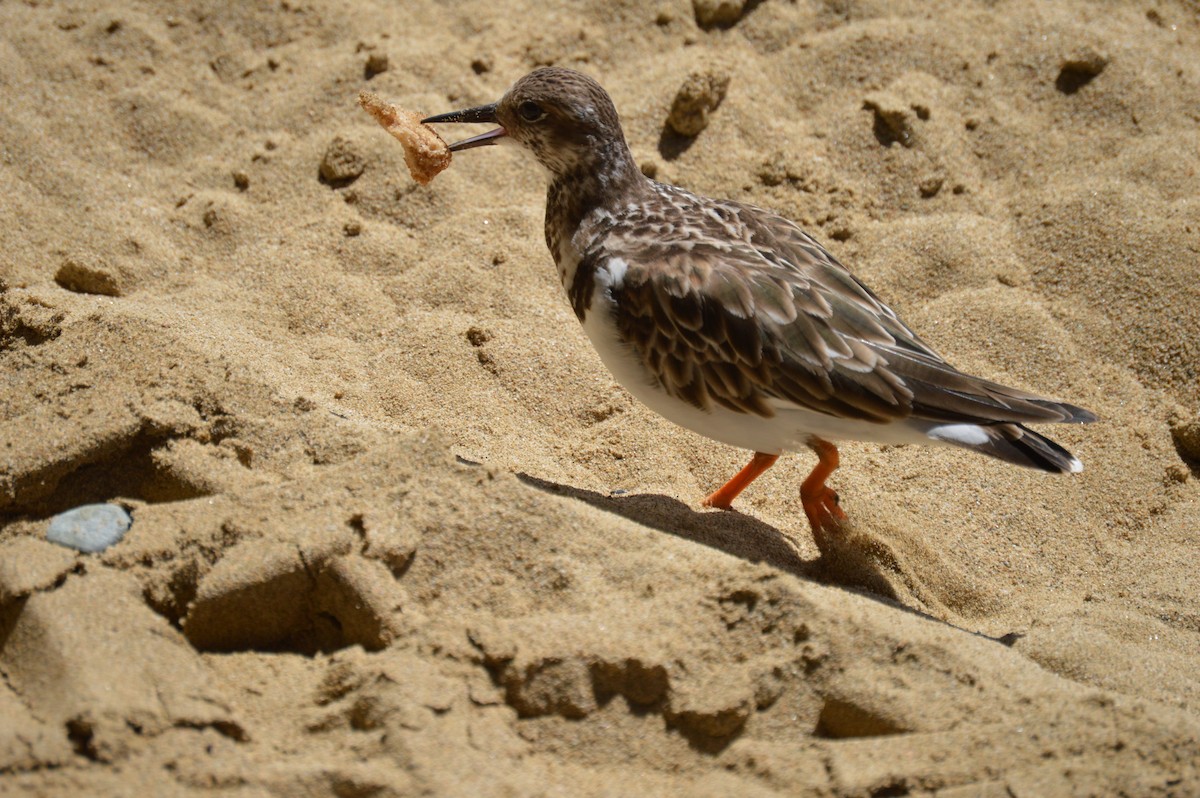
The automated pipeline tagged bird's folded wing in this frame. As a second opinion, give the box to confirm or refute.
[599,200,1094,426]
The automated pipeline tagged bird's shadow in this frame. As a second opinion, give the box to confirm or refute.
[514,470,1023,648]
[517,470,811,576]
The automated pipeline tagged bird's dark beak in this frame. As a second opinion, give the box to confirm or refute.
[422,103,506,152]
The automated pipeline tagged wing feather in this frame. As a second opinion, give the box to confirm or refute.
[583,186,1094,428]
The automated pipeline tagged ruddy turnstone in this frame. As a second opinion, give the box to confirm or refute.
[424,67,1095,535]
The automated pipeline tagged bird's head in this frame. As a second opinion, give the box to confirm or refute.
[424,67,633,180]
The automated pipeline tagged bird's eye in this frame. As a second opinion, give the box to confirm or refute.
[518,101,545,122]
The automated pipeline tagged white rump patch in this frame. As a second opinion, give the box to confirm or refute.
[926,423,990,446]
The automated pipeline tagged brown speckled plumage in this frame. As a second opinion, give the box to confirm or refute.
[425,67,1095,532]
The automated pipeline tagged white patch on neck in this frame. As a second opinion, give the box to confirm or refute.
[558,206,616,289]
[596,257,628,290]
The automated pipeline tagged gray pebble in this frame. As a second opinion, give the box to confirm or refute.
[46,504,132,553]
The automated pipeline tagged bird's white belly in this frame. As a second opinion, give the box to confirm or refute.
[578,292,930,454]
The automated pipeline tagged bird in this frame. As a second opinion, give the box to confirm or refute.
[423,67,1095,536]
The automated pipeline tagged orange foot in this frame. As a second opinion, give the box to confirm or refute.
[800,438,847,533]
[702,452,779,510]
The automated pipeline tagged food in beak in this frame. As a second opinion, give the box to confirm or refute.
[358,91,452,185]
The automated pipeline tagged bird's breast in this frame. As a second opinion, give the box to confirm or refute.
[549,205,620,321]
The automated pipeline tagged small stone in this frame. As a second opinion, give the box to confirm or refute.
[1165,464,1189,484]
[232,170,249,190]
[693,0,747,29]
[471,56,492,75]
[918,174,945,197]
[320,136,366,185]
[1061,47,1110,77]
[46,504,132,553]
[667,69,731,137]
[343,220,362,237]
[364,52,389,78]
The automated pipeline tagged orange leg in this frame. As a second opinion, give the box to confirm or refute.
[801,437,846,532]
[702,452,779,510]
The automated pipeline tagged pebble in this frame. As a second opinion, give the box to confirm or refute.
[693,0,747,29]
[1060,47,1109,77]
[320,136,366,184]
[667,69,731,137]
[1055,47,1109,94]
[918,173,945,197]
[46,504,132,553]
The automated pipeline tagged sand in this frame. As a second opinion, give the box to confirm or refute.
[2,0,1199,795]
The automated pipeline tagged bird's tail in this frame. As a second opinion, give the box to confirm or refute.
[920,422,1085,473]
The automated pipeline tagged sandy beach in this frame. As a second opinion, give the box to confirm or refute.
[2,0,1199,794]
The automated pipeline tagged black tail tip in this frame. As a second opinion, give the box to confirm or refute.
[1009,425,1085,473]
